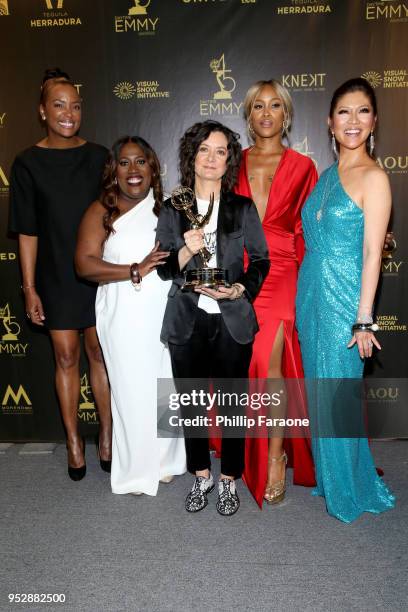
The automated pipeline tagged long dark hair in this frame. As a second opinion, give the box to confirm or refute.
[101,136,163,239]
[329,78,378,157]
[179,120,242,192]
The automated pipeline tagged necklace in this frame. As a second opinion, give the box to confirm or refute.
[316,165,339,222]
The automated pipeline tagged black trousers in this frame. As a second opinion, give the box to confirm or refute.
[168,308,253,478]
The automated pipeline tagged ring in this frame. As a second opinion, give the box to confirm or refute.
[368,340,373,347]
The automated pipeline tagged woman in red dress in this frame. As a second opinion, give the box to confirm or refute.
[235,79,317,507]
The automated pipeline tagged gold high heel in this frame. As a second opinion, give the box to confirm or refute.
[264,452,287,505]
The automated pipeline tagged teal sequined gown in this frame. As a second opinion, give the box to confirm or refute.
[296,163,395,523]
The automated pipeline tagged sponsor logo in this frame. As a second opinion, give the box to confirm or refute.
[45,0,64,7]
[381,236,404,276]
[0,0,9,16]
[281,72,326,91]
[179,0,252,4]
[200,54,242,117]
[377,155,408,174]
[1,384,32,414]
[276,1,332,16]
[0,112,6,127]
[366,386,399,401]
[30,0,82,28]
[0,252,17,261]
[114,81,136,100]
[292,136,318,168]
[180,0,229,4]
[113,80,170,100]
[0,304,29,357]
[377,314,407,332]
[361,70,383,88]
[78,373,99,423]
[362,69,408,88]
[366,1,408,22]
[0,166,9,195]
[115,0,159,35]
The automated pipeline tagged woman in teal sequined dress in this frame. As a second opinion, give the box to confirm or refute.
[296,78,395,523]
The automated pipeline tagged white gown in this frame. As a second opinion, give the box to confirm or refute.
[96,190,186,495]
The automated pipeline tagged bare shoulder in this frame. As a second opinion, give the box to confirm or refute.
[360,164,391,214]
[84,199,106,219]
[79,200,106,234]
[361,163,390,193]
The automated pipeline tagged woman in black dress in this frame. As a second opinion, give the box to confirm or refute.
[9,69,112,480]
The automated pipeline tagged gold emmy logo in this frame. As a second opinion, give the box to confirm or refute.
[113,81,137,100]
[129,0,150,15]
[2,385,31,406]
[366,1,408,22]
[380,234,403,275]
[0,0,9,16]
[0,166,9,190]
[79,373,94,410]
[45,0,64,8]
[0,304,21,341]
[361,71,383,88]
[0,112,6,126]
[210,54,236,100]
[293,136,318,168]
[382,236,397,260]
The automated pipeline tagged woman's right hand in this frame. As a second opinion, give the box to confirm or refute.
[138,241,170,278]
[24,288,45,326]
[183,229,204,255]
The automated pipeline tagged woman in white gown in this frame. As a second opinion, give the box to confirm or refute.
[75,136,186,495]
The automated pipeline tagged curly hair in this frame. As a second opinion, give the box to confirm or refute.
[100,136,163,240]
[179,120,242,192]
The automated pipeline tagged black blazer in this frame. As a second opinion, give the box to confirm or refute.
[156,191,270,345]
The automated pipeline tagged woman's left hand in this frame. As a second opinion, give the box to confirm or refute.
[195,285,241,301]
[347,331,381,359]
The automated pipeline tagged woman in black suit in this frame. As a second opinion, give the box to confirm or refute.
[156,120,269,515]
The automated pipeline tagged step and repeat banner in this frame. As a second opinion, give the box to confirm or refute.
[0,0,407,441]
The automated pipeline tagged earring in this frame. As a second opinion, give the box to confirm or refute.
[282,118,289,137]
[247,121,255,139]
[41,113,46,120]
[369,130,375,156]
[331,133,338,158]
[113,177,118,185]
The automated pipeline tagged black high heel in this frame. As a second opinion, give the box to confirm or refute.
[95,436,111,473]
[67,437,86,481]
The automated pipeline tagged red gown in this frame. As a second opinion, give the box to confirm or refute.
[236,147,318,507]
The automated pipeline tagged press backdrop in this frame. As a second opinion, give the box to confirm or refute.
[0,0,407,440]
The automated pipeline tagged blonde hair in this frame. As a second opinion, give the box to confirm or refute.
[243,79,294,141]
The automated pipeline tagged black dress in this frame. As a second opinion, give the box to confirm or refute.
[9,142,108,330]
